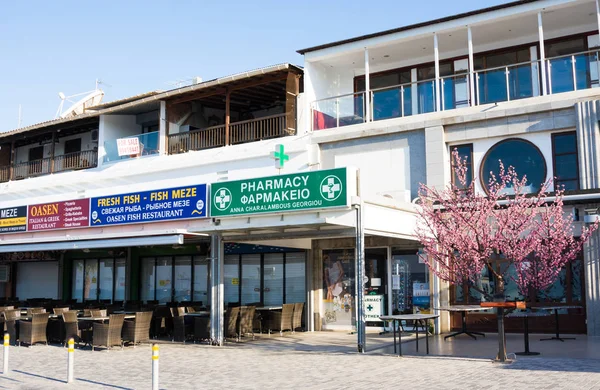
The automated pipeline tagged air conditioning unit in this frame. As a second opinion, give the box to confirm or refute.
[91,130,99,141]
[0,265,10,283]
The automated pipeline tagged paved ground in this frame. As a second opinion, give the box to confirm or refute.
[0,332,599,389]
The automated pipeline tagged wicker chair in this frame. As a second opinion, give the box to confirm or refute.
[122,312,153,346]
[92,314,125,351]
[53,307,70,315]
[269,304,294,336]
[186,307,196,313]
[91,309,107,318]
[292,302,304,332]
[0,306,14,313]
[170,308,192,343]
[224,306,240,340]
[20,313,50,346]
[3,309,20,345]
[27,308,46,316]
[239,306,255,339]
[62,311,80,345]
[194,317,210,342]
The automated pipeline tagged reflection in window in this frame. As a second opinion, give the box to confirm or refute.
[481,139,546,194]
[552,132,579,191]
[451,144,473,188]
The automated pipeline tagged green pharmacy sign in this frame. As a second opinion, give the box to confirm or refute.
[211,168,348,217]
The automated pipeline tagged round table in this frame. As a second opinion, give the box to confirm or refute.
[507,311,550,356]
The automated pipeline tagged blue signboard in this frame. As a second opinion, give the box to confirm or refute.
[90,184,208,227]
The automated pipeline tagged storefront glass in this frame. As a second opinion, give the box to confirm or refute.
[241,254,261,304]
[114,258,126,301]
[193,257,209,304]
[263,254,284,306]
[322,249,355,327]
[174,256,192,302]
[141,255,208,303]
[224,255,240,305]
[72,257,126,303]
[390,251,430,314]
[98,259,114,301]
[285,252,306,304]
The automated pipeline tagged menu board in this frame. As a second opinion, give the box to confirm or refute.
[0,206,27,233]
[27,199,90,231]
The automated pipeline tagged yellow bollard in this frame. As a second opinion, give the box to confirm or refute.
[67,338,75,383]
[2,333,8,376]
[152,344,159,390]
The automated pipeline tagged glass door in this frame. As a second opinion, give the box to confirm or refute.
[364,248,387,325]
[241,254,261,305]
[263,254,284,306]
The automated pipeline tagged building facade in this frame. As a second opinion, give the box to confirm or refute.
[2,0,600,343]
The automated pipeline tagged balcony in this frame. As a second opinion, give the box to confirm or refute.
[103,131,160,163]
[0,150,98,182]
[312,49,600,131]
[168,113,287,154]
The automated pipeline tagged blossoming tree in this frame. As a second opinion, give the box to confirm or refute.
[415,150,597,361]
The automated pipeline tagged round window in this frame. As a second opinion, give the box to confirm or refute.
[480,138,546,194]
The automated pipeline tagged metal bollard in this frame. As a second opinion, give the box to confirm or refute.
[2,333,8,376]
[67,338,74,383]
[152,344,159,390]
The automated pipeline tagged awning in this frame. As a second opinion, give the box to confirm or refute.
[0,234,184,253]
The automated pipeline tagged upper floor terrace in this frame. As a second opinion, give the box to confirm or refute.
[300,0,600,131]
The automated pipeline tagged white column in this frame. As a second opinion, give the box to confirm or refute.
[467,26,476,106]
[538,12,548,95]
[596,0,600,37]
[159,101,167,155]
[434,33,441,112]
[364,47,371,122]
[210,234,225,345]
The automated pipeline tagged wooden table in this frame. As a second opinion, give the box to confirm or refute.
[531,305,582,341]
[380,314,439,356]
[434,305,488,340]
[506,311,551,355]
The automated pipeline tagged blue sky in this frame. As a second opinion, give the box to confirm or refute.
[0,0,510,131]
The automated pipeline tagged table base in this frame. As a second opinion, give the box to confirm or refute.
[515,351,540,356]
[540,336,576,342]
[444,311,486,340]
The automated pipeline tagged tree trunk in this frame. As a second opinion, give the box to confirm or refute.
[494,276,508,362]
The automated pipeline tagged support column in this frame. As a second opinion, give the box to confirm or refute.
[210,234,225,345]
[159,101,167,155]
[50,130,56,173]
[355,200,366,353]
[467,26,476,106]
[434,33,441,112]
[364,48,371,122]
[225,91,231,145]
[285,72,300,135]
[538,12,548,96]
[9,140,15,181]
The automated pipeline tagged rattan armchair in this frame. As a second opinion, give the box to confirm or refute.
[122,311,153,346]
[224,306,240,341]
[19,313,50,346]
[170,307,192,343]
[92,314,125,351]
[292,302,304,332]
[3,309,20,345]
[26,307,46,316]
[91,309,107,318]
[53,307,70,315]
[239,306,255,339]
[62,311,80,345]
[269,303,294,336]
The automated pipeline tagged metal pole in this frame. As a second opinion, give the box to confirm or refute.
[364,48,371,122]
[400,86,405,117]
[538,12,548,95]
[505,67,511,101]
[152,344,159,390]
[2,333,8,376]
[67,338,74,383]
[210,234,224,346]
[467,26,476,106]
[572,55,577,91]
[355,201,366,353]
[336,98,340,128]
[434,33,441,112]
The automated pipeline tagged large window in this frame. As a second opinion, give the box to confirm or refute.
[72,257,126,303]
[552,132,579,191]
[474,47,532,103]
[141,255,208,304]
[480,138,547,194]
[224,252,306,306]
[450,144,473,189]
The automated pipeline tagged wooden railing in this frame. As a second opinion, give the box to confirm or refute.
[168,113,289,154]
[168,124,226,154]
[53,150,98,172]
[14,158,52,180]
[230,113,287,145]
[0,166,9,183]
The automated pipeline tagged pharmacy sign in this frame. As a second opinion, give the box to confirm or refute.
[210,168,348,217]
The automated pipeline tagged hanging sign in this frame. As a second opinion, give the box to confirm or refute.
[117,138,141,156]
[0,206,27,233]
[210,168,348,217]
[364,295,384,322]
[90,184,208,227]
[27,199,90,232]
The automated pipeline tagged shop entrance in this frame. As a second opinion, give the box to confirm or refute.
[364,248,388,326]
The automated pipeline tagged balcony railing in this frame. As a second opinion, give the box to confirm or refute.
[4,150,99,182]
[103,131,159,163]
[311,49,600,131]
[168,113,288,154]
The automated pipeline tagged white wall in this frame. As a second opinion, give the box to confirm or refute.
[16,261,59,300]
[98,115,142,163]
[14,131,98,163]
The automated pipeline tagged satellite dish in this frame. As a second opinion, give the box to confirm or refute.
[55,87,105,119]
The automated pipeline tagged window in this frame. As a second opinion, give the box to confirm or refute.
[64,138,82,154]
[474,47,532,103]
[72,257,126,302]
[141,255,209,304]
[480,138,547,194]
[450,144,473,189]
[546,37,588,93]
[552,132,579,191]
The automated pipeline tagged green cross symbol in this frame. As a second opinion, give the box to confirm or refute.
[273,144,289,169]
[367,304,373,311]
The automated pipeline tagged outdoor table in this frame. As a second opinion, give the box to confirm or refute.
[78,315,135,322]
[434,305,488,340]
[184,311,210,317]
[506,311,550,355]
[256,306,282,311]
[379,314,439,357]
[532,305,582,341]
